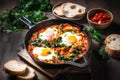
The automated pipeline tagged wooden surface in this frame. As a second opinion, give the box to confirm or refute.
[0,0,120,80]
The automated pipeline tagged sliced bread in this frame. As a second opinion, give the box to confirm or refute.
[104,34,120,58]
[3,60,27,75]
[62,2,86,18]
[17,66,35,80]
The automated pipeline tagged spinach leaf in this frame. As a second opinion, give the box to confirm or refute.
[72,47,81,55]
[58,56,65,60]
[42,40,50,47]
[51,41,58,48]
[32,40,41,46]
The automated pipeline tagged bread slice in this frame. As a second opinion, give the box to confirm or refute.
[105,34,120,45]
[62,2,86,18]
[3,60,27,75]
[53,5,64,16]
[17,66,35,80]
[104,34,120,58]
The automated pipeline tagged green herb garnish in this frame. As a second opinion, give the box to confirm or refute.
[47,52,51,54]
[70,28,73,33]
[0,0,52,32]
[51,40,59,48]
[57,37,62,42]
[55,52,60,55]
[72,47,81,54]
[58,56,65,60]
[98,47,108,59]
[61,44,66,47]
[42,40,50,47]
[87,27,102,42]
[30,39,41,46]
[59,24,64,32]
[59,24,63,27]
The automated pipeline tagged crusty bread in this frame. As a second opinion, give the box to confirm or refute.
[17,66,35,80]
[105,34,120,45]
[53,5,64,16]
[3,60,36,80]
[3,60,27,75]
[104,34,120,58]
[62,2,86,18]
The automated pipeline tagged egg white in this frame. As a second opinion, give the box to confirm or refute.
[32,47,56,60]
[60,32,80,46]
[39,28,57,40]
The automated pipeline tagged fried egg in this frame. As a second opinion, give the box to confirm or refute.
[32,47,56,60]
[39,28,57,40]
[61,32,81,46]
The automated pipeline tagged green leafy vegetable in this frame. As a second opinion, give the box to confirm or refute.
[58,56,65,60]
[41,40,50,47]
[0,0,52,32]
[51,40,59,48]
[58,55,73,61]
[47,51,51,54]
[87,27,108,59]
[57,37,62,42]
[72,47,81,54]
[55,51,60,55]
[98,47,108,59]
[87,27,102,42]
[32,40,41,46]
[59,24,64,32]
[59,24,63,27]
[57,47,82,61]
[51,37,63,48]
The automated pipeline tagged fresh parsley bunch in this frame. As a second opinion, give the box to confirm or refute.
[87,27,108,59]
[0,0,52,32]
[87,27,102,42]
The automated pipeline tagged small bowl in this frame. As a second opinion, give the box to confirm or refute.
[87,8,113,29]
[52,2,86,21]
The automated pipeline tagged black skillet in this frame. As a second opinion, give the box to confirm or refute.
[19,17,91,68]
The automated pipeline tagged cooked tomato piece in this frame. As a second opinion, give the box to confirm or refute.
[90,12,111,24]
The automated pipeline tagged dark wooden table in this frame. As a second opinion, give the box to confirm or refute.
[0,0,120,80]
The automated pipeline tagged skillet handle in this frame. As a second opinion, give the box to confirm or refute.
[66,55,89,68]
[19,17,35,29]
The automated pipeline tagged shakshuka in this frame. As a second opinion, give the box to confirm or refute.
[27,23,88,64]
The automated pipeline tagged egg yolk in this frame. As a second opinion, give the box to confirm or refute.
[68,35,77,43]
[41,48,50,56]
